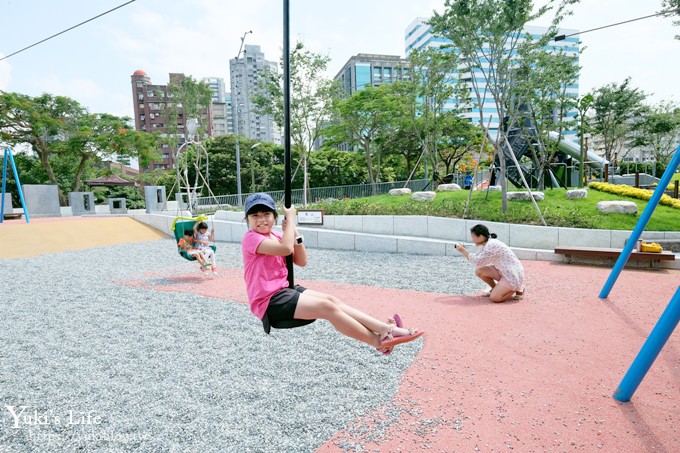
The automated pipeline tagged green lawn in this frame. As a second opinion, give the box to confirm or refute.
[307,187,680,231]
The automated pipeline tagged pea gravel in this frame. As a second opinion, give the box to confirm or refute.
[0,240,480,452]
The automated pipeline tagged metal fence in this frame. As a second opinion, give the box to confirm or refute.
[195,178,432,209]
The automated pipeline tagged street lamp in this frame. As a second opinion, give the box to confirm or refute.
[249,142,261,193]
[233,30,252,206]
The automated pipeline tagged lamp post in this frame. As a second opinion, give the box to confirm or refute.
[233,30,252,206]
[249,142,261,193]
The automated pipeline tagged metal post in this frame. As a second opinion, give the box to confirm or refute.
[599,145,680,298]
[283,0,294,288]
[1,148,8,222]
[613,286,680,402]
[233,30,252,207]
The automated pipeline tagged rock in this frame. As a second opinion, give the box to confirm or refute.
[436,183,461,191]
[596,201,638,214]
[389,188,412,196]
[507,191,545,201]
[486,185,502,191]
[566,189,588,199]
[411,191,437,202]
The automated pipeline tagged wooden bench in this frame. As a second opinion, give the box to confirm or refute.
[554,246,676,269]
[3,212,23,220]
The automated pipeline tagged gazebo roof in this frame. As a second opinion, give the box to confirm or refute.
[85,174,136,187]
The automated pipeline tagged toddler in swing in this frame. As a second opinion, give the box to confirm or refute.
[193,221,216,270]
[178,229,212,271]
[241,192,424,355]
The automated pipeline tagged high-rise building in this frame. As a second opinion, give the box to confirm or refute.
[203,77,231,137]
[130,70,213,172]
[229,44,281,144]
[225,92,234,135]
[334,53,410,96]
[404,18,580,140]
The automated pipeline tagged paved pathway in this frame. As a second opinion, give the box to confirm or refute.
[1,216,679,451]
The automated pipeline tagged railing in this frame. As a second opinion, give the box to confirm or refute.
[195,179,432,209]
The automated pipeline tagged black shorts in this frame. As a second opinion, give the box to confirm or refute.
[262,285,315,334]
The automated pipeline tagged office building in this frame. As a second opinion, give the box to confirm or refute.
[334,53,410,96]
[404,18,580,140]
[229,44,281,144]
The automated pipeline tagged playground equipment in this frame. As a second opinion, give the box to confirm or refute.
[170,215,216,263]
[599,145,680,402]
[1,146,30,223]
[165,118,219,213]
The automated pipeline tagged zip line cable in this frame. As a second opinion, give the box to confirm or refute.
[0,0,136,61]
[554,8,680,41]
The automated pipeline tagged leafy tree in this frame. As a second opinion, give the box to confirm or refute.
[575,93,594,187]
[162,75,212,146]
[253,42,341,203]
[405,47,465,180]
[307,149,367,187]
[436,113,488,176]
[204,135,290,196]
[513,47,581,189]
[0,92,158,204]
[430,0,577,211]
[590,78,647,163]
[662,0,680,39]
[629,101,680,166]
[326,84,404,192]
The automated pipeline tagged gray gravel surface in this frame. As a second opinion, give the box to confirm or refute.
[0,240,479,452]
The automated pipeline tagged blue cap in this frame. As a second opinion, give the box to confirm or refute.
[244,192,276,215]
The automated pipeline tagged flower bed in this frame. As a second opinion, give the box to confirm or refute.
[588,181,680,209]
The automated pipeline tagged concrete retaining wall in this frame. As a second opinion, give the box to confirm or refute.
[129,210,679,269]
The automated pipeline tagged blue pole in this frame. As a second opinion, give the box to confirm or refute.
[599,146,680,298]
[613,286,680,402]
[8,150,30,223]
[1,148,8,223]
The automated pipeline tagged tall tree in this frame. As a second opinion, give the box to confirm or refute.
[629,100,680,166]
[513,47,581,189]
[405,46,464,181]
[430,0,577,211]
[253,42,340,204]
[662,0,680,39]
[161,74,212,152]
[326,84,403,192]
[0,92,157,204]
[590,78,647,163]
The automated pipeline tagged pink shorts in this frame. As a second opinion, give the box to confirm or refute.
[485,265,515,291]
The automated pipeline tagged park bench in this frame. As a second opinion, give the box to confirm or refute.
[554,245,676,269]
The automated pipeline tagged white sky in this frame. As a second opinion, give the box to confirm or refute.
[0,0,678,119]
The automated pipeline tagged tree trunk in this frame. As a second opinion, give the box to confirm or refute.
[72,155,90,193]
[36,143,67,205]
[363,139,376,194]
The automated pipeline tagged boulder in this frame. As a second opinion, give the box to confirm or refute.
[436,183,461,192]
[507,191,545,201]
[411,191,437,202]
[596,201,638,214]
[566,189,588,199]
[389,188,412,196]
[486,185,502,191]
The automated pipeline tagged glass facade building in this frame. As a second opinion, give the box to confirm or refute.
[404,18,581,140]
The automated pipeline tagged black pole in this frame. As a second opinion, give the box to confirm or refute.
[283,0,294,288]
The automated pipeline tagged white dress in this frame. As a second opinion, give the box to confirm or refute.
[467,238,524,291]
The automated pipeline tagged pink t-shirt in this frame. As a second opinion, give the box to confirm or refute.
[242,230,289,319]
